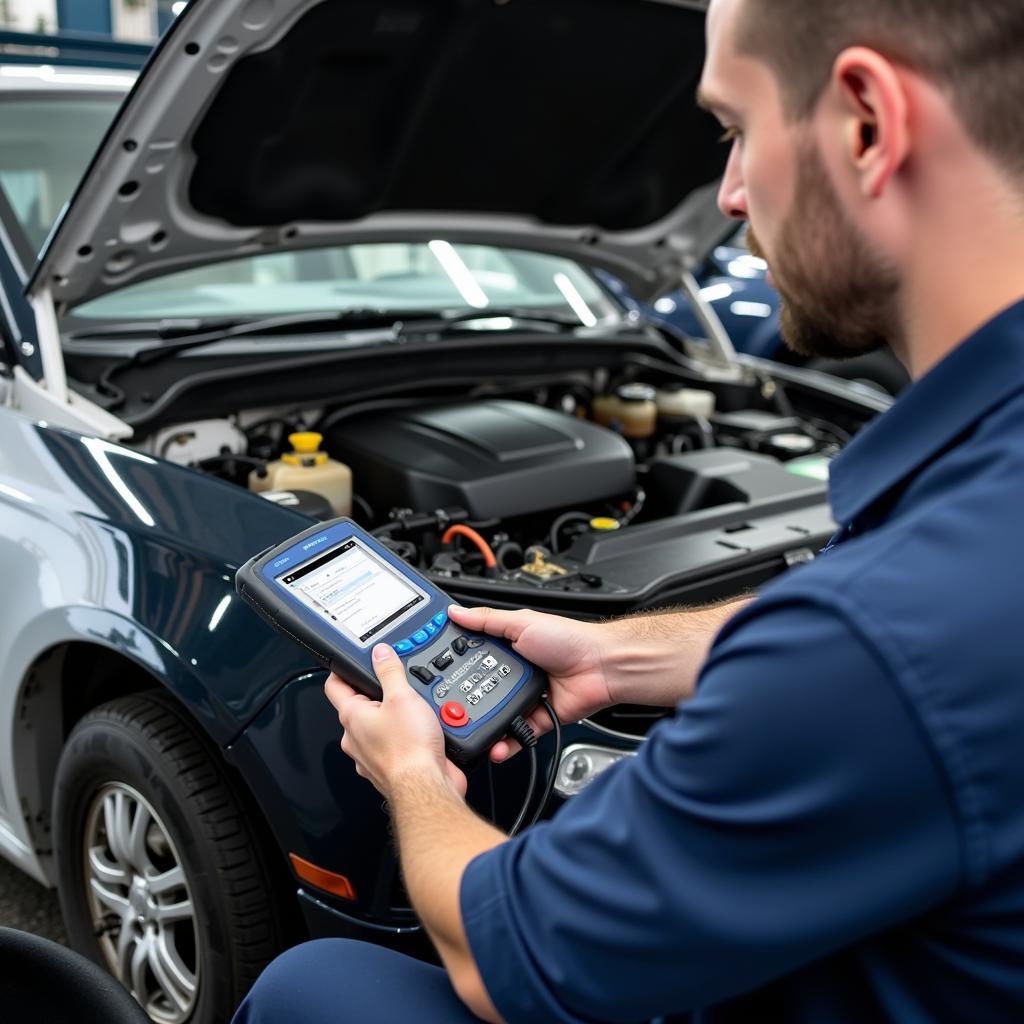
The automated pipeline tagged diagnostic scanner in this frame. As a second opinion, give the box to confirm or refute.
[235,518,545,766]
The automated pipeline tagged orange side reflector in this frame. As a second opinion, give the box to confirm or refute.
[289,853,358,901]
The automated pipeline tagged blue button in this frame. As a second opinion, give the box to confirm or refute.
[393,639,414,655]
[433,611,448,628]
[423,621,439,637]
[411,630,429,646]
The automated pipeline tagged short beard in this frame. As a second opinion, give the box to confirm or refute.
[747,141,903,361]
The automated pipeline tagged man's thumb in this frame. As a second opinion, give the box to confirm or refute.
[448,604,483,629]
[371,644,407,695]
[448,604,529,642]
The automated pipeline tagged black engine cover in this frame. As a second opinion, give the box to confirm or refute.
[328,400,635,519]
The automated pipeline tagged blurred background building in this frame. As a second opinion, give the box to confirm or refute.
[0,0,180,41]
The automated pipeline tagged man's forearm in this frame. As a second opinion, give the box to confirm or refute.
[602,597,752,708]
[379,598,749,1018]
[390,765,506,1022]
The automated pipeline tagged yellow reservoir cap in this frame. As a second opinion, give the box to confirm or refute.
[282,431,328,466]
[289,431,323,453]
[590,517,621,532]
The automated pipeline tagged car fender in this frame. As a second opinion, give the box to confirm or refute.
[0,411,323,880]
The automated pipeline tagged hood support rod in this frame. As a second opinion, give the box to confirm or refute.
[678,269,739,370]
[31,287,68,405]
[15,287,133,440]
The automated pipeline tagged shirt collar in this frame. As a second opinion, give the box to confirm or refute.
[829,296,1024,526]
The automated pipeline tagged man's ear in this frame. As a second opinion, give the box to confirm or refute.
[831,46,910,199]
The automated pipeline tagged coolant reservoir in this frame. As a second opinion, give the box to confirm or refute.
[249,432,352,516]
[592,384,658,439]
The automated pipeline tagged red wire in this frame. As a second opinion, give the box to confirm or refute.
[442,524,497,568]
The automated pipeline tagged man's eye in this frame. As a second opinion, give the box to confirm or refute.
[719,127,741,145]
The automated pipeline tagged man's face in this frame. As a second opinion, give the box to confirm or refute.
[746,143,900,360]
[701,0,902,359]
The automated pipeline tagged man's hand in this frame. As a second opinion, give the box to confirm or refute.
[327,644,505,1022]
[451,598,751,762]
[325,644,467,801]
[449,605,617,763]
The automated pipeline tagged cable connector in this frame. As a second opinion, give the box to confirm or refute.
[508,715,537,750]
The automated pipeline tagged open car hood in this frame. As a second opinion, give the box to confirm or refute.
[28,0,729,310]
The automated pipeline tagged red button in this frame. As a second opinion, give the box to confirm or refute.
[440,701,468,727]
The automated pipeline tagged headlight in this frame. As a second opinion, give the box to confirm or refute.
[554,743,635,797]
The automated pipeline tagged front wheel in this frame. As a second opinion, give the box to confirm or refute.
[54,692,284,1023]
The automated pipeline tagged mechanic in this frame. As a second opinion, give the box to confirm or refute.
[233,1,1024,1021]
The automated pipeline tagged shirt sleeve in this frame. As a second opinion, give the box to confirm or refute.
[459,596,963,1024]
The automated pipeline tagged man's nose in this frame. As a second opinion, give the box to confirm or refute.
[717,147,747,220]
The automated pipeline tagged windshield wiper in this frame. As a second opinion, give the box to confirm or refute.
[393,308,587,338]
[73,308,443,345]
[90,309,446,409]
[72,306,585,346]
[89,306,592,410]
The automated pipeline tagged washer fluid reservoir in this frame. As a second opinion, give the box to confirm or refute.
[249,432,352,516]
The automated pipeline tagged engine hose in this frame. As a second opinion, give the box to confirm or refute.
[617,487,647,528]
[495,542,524,571]
[442,524,498,569]
[549,512,592,554]
[351,493,375,525]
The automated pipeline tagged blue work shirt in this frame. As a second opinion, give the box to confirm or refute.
[461,297,1024,1023]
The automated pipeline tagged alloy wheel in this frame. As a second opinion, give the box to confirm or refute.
[83,782,200,1023]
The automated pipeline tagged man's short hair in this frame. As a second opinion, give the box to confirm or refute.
[735,0,1024,180]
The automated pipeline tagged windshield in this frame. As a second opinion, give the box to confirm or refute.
[0,80,616,326]
[71,242,619,324]
[0,88,126,252]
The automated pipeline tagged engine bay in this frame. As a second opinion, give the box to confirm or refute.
[135,356,871,617]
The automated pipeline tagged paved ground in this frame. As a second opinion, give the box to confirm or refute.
[0,855,66,942]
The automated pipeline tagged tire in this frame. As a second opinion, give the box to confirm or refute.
[54,692,284,1024]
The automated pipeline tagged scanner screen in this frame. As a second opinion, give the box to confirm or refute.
[278,538,427,647]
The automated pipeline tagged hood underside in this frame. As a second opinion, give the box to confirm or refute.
[31,0,729,309]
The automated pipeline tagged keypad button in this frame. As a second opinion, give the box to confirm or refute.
[460,681,473,693]
[498,664,512,677]
[435,683,450,700]
[410,665,435,684]
[393,639,414,655]
[452,636,469,656]
[482,655,497,669]
[423,621,439,638]
[411,630,429,646]
[441,702,468,727]
[467,637,485,649]
[433,611,448,628]
[432,651,454,671]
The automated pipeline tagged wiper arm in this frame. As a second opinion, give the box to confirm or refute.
[394,308,587,338]
[91,308,444,409]
[68,318,211,340]
[74,308,443,344]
